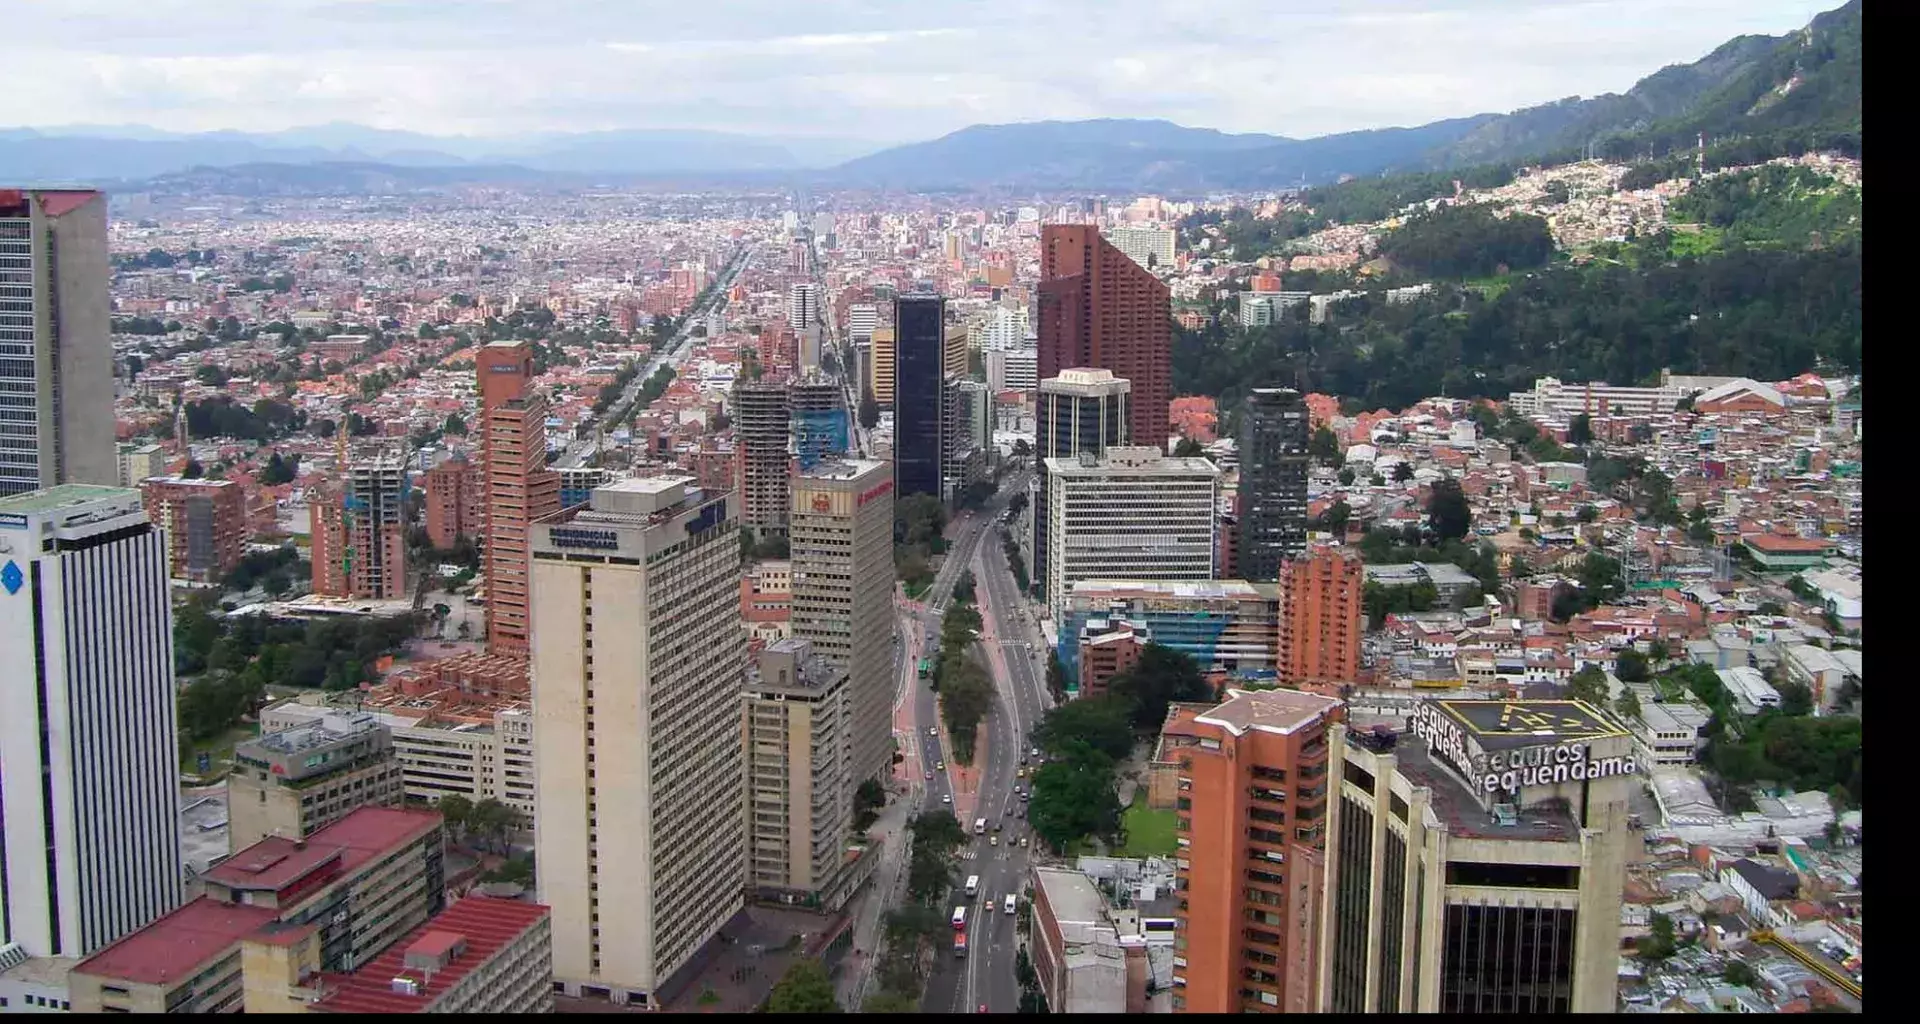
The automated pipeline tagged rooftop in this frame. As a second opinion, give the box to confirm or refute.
[309,898,549,1014]
[1390,738,1583,843]
[0,484,137,515]
[1193,687,1342,738]
[204,807,440,893]
[1034,867,1108,926]
[72,897,279,987]
[244,711,384,756]
[1426,698,1627,750]
[1068,579,1273,603]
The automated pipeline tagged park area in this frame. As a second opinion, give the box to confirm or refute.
[1116,792,1177,858]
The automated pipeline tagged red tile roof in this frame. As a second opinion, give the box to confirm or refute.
[204,807,441,895]
[309,898,550,1014]
[73,897,279,986]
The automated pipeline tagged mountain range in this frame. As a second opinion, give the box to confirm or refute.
[0,0,1858,193]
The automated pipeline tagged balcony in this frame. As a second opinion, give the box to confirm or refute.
[1249,785,1288,805]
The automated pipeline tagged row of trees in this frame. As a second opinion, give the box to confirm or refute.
[175,595,424,691]
[933,584,993,765]
[860,810,972,1012]
[433,795,526,855]
[893,493,947,593]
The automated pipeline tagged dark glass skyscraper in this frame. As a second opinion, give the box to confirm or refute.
[893,296,945,501]
[1236,387,1311,582]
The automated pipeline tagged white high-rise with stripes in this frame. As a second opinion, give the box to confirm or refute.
[0,484,182,958]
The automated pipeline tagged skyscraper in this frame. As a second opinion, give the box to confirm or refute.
[868,326,895,409]
[1038,225,1172,452]
[1031,369,1131,598]
[893,296,945,502]
[789,458,894,785]
[1162,687,1343,1013]
[1237,388,1311,582]
[139,475,248,584]
[1278,548,1364,692]
[0,189,116,496]
[1042,447,1218,620]
[0,485,182,957]
[309,448,409,600]
[1316,701,1634,1013]
[787,282,819,332]
[530,478,744,1006]
[733,380,792,538]
[479,341,561,657]
[743,639,856,907]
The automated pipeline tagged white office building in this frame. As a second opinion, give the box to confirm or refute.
[971,305,1031,352]
[787,283,820,332]
[530,477,744,1006]
[987,346,1039,393]
[0,485,181,958]
[846,303,879,343]
[1042,448,1220,619]
[1507,375,1690,420]
[1102,227,1177,274]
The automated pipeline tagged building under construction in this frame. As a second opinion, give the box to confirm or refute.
[789,376,848,472]
[734,379,793,538]
[309,448,409,600]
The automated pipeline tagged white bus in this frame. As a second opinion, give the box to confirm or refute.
[951,906,967,929]
[964,875,980,897]
[974,817,987,835]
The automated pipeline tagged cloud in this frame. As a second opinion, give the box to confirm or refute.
[1,0,1842,142]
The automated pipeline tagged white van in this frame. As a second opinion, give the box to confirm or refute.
[1003,894,1017,915]
[965,875,980,897]
[974,817,987,835]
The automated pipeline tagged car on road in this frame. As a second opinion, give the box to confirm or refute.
[1019,836,1029,848]
[924,770,934,780]
[942,794,952,804]
[1030,747,1040,758]
[936,760,945,771]
[989,835,998,846]
[929,726,938,737]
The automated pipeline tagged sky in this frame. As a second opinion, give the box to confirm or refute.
[9,0,1841,145]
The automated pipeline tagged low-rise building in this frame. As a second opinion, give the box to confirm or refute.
[1629,700,1710,767]
[227,711,406,852]
[1029,866,1147,1014]
[296,898,553,1014]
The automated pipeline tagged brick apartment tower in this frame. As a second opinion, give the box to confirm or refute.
[479,341,560,657]
[1278,548,1364,693]
[422,451,478,550]
[1162,688,1343,1014]
[139,476,248,584]
[1037,225,1172,452]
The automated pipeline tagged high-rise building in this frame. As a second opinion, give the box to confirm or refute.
[944,322,970,381]
[742,639,858,907]
[115,442,167,489]
[893,296,945,502]
[1237,388,1311,581]
[423,451,479,550]
[1101,227,1177,274]
[1162,687,1343,1014]
[942,378,988,502]
[0,190,116,497]
[1038,225,1172,452]
[787,283,819,332]
[867,326,895,409]
[310,449,409,600]
[558,465,611,510]
[846,303,879,343]
[530,478,744,1006]
[972,305,1031,352]
[1033,369,1131,596]
[227,712,406,852]
[1278,548,1364,692]
[1316,701,1634,1013]
[1042,447,1217,619]
[1055,579,1279,689]
[789,377,848,470]
[0,485,181,957]
[479,341,561,657]
[139,475,248,584]
[789,458,894,785]
[733,380,792,538]
[984,345,1038,393]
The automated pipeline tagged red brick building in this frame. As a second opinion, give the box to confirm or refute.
[140,475,248,584]
[1278,548,1364,693]
[423,451,479,550]
[1038,225,1172,450]
[478,342,561,656]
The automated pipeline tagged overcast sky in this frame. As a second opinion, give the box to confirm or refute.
[9,0,1839,143]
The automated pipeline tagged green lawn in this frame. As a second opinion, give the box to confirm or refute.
[179,724,257,783]
[1117,793,1178,858]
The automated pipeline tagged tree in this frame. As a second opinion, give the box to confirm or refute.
[1034,695,1137,762]
[1109,643,1211,732]
[1576,504,1598,524]
[1722,959,1759,989]
[1392,461,1414,483]
[1639,912,1678,961]
[1776,678,1815,717]
[443,412,467,436]
[1011,438,1033,458]
[766,959,839,1013]
[953,569,977,606]
[1566,665,1610,706]
[437,794,474,844]
[1615,648,1651,683]
[182,458,204,479]
[1338,467,1355,486]
[1426,476,1472,542]
[858,389,879,430]
[1172,436,1205,458]
[258,451,297,486]
[1028,741,1122,850]
[1614,688,1643,721]
[1567,413,1592,445]
[1309,425,1343,467]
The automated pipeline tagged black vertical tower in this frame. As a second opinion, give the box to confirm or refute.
[893,296,945,501]
[1237,387,1310,582]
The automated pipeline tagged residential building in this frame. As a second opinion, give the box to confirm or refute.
[786,282,819,332]
[1239,292,1307,328]
[733,380,792,538]
[1508,375,1687,420]
[742,558,792,644]
[1029,866,1149,1014]
[0,485,181,959]
[1032,368,1131,596]
[530,477,744,1005]
[1237,388,1310,581]
[1102,226,1177,274]
[1162,688,1344,1013]
[260,696,535,829]
[296,897,553,1014]
[558,466,611,510]
[479,341,561,657]
[1043,447,1218,619]
[868,326,895,409]
[227,712,406,852]
[1278,549,1364,692]
[789,458,894,786]
[943,378,988,501]
[1316,700,1635,1013]
[893,296,945,502]
[309,449,409,600]
[1057,579,1279,689]
[116,443,167,489]
[985,344,1037,393]
[69,809,445,1013]
[846,303,878,344]
[1076,620,1144,698]
[1629,700,1709,767]
[422,452,478,551]
[972,305,1030,352]
[1038,225,1172,451]
[139,475,248,584]
[743,639,864,910]
[0,190,116,496]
